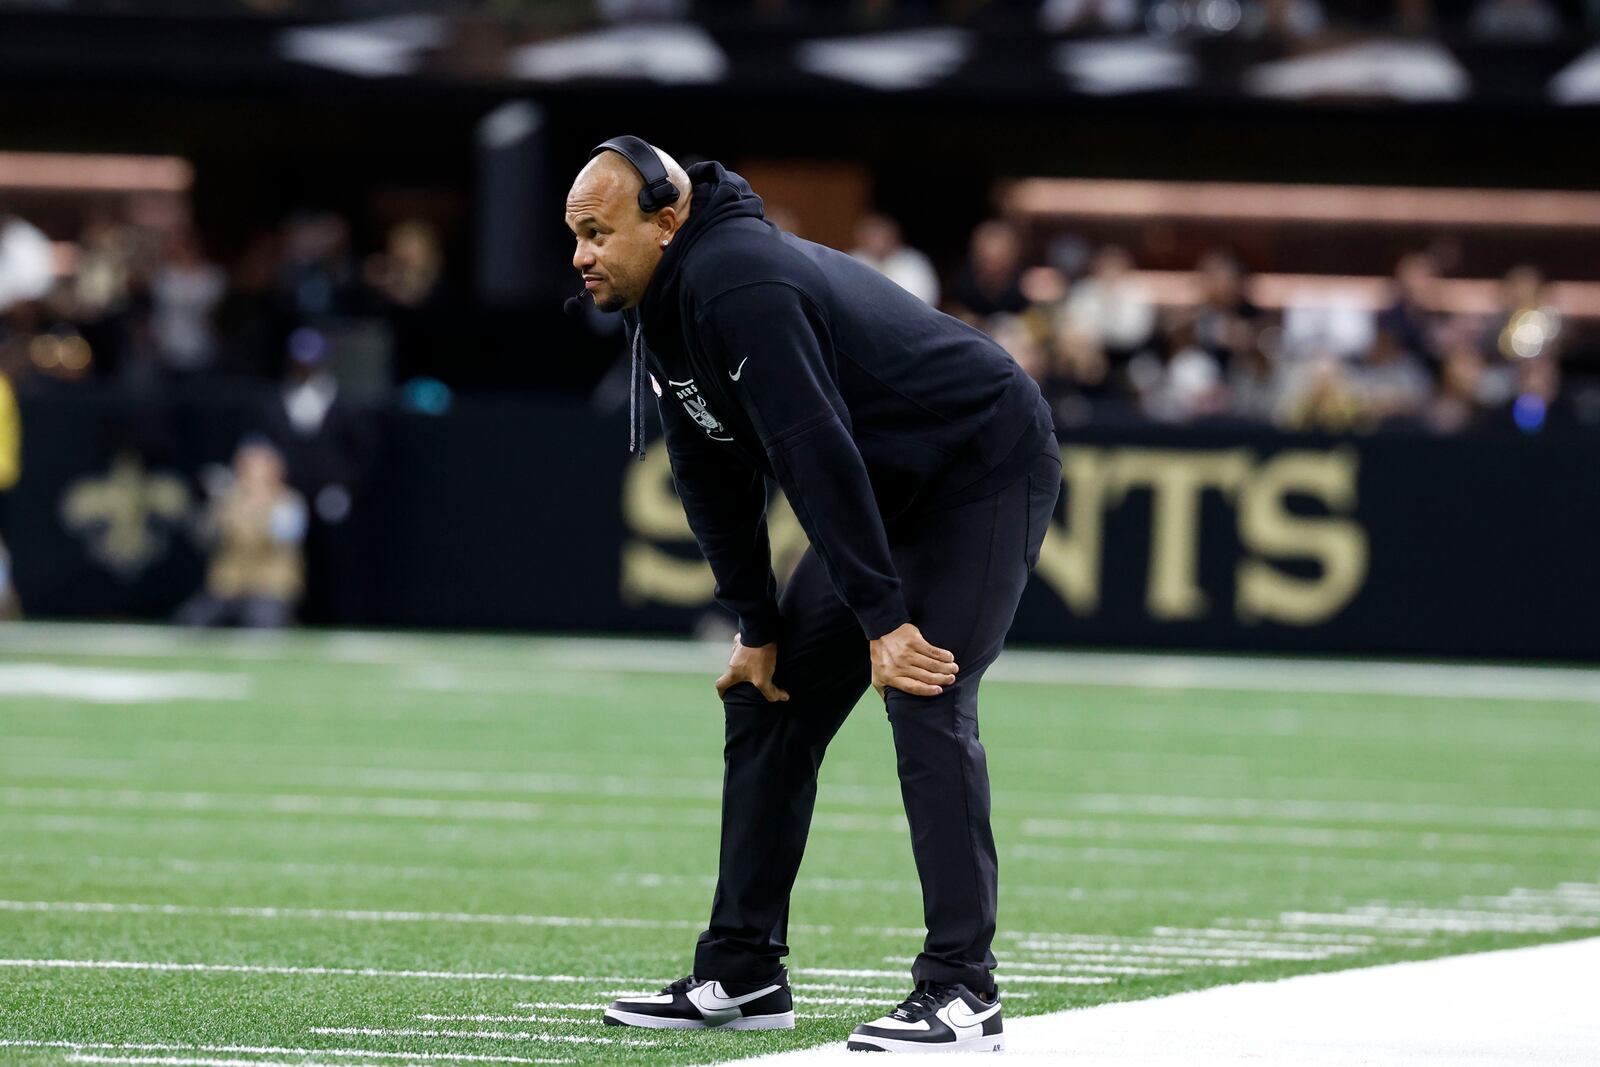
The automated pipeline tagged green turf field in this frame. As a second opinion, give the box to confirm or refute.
[2,624,1598,1066]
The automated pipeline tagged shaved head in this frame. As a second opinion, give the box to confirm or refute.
[573,144,691,214]
[565,142,692,312]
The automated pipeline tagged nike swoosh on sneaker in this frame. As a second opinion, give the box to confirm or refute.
[943,999,1002,1030]
[689,981,781,1012]
[729,357,749,381]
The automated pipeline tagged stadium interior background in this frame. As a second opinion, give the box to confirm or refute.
[2,0,1598,659]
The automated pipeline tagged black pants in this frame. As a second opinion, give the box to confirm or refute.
[694,441,1062,992]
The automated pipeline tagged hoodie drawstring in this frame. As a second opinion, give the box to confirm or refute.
[628,321,647,462]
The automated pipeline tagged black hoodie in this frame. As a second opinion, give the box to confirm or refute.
[624,161,1052,646]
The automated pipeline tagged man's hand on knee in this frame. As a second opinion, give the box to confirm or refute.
[715,633,791,703]
[870,622,959,700]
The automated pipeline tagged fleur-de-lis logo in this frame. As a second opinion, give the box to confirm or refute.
[60,451,191,579]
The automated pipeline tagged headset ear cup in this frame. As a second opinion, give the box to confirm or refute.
[592,135,675,214]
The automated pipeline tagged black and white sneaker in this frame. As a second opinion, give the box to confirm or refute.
[602,968,795,1030]
[847,981,1003,1053]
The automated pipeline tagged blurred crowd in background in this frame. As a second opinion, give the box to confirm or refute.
[0,207,446,395]
[920,218,1585,436]
[3,0,1597,39]
[1,198,1590,440]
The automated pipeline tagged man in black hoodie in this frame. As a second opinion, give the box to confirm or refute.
[569,138,1060,1054]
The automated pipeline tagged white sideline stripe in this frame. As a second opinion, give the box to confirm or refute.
[1007,962,1177,976]
[1147,926,1386,943]
[512,1003,603,1011]
[879,954,1178,976]
[0,1040,566,1064]
[1011,941,1362,961]
[15,788,1592,856]
[797,983,1034,999]
[68,1057,392,1067]
[1280,909,1600,934]
[730,937,1600,1065]
[1064,793,1600,831]
[799,967,1110,986]
[0,959,644,984]
[1017,817,1595,853]
[13,756,1594,834]
[8,623,1600,703]
[1016,954,1266,969]
[0,663,249,703]
[611,870,1240,903]
[307,1028,652,1048]
[416,1014,596,1025]
[1008,841,1524,876]
[1009,934,1379,953]
[0,899,700,931]
[0,899,1422,962]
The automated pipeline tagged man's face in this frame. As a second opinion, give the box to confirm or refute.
[565,167,665,313]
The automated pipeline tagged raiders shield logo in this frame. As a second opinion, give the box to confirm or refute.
[667,378,733,442]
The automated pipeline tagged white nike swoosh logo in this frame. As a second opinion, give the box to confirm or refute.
[689,981,780,1012]
[729,357,749,381]
[944,1000,1002,1030]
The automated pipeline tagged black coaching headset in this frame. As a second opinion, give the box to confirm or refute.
[590,135,680,214]
[565,135,680,317]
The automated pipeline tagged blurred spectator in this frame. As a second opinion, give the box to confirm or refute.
[1470,0,1561,38]
[950,219,1028,322]
[1183,249,1264,368]
[149,230,227,375]
[70,216,137,378]
[988,312,1049,384]
[1281,355,1363,432]
[257,327,377,624]
[1503,354,1567,434]
[1429,324,1493,434]
[850,213,939,306]
[280,211,358,321]
[1347,330,1432,424]
[0,213,55,314]
[0,353,18,619]
[1376,251,1442,363]
[1057,244,1154,378]
[1486,264,1562,363]
[1139,321,1229,423]
[176,438,306,629]
[365,219,444,310]
[73,216,134,323]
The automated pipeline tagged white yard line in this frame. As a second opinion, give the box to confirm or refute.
[0,663,248,703]
[306,1028,650,1048]
[414,1015,596,1026]
[1063,793,1600,831]
[732,936,1600,1065]
[0,959,644,984]
[0,1042,567,1064]
[0,899,701,931]
[68,1057,399,1067]
[798,967,1111,986]
[7,623,1600,703]
[12,786,1593,856]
